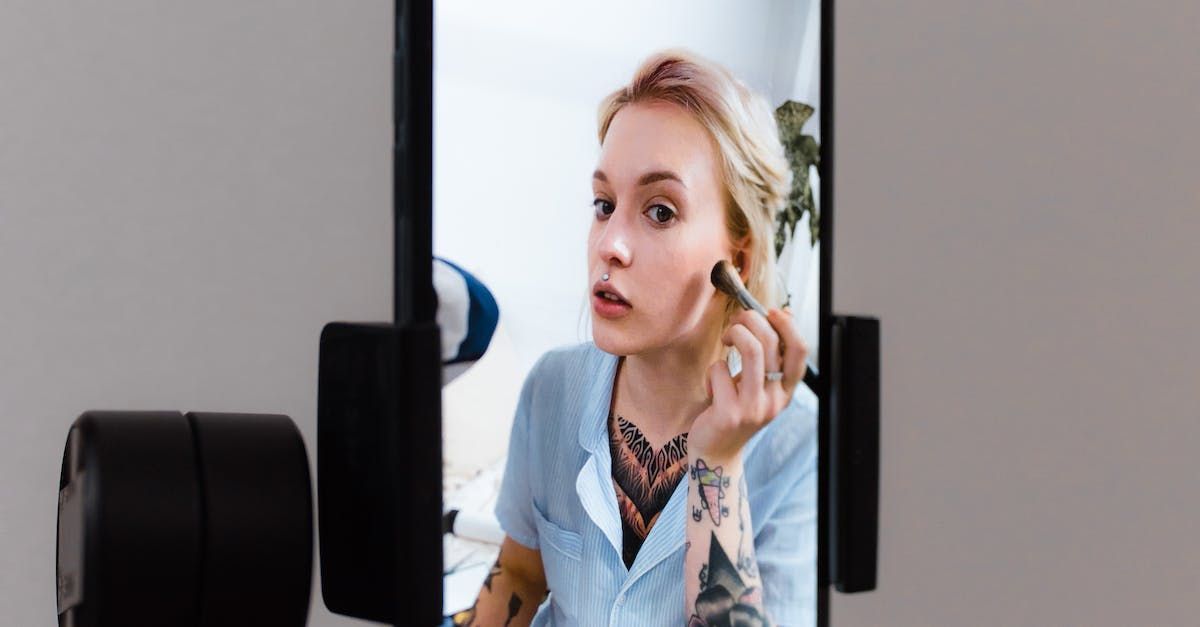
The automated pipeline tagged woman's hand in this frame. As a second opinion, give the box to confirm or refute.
[684,306,806,625]
[688,307,808,464]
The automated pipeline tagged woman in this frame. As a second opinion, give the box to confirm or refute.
[454,49,817,626]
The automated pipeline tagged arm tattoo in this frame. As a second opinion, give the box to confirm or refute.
[690,459,731,526]
[505,592,522,626]
[689,462,770,627]
[483,554,502,592]
[735,473,758,579]
[690,532,769,627]
[451,553,527,627]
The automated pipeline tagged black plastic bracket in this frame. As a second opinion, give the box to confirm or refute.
[828,314,880,593]
[316,321,443,626]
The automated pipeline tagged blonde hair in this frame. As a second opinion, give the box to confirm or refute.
[597,48,792,359]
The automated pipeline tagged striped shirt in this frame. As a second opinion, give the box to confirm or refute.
[494,341,817,626]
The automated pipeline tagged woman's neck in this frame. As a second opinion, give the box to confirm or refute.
[615,333,725,444]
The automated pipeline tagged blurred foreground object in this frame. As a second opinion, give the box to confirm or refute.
[56,411,313,627]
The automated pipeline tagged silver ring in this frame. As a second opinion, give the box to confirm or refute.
[765,370,784,382]
[602,273,609,281]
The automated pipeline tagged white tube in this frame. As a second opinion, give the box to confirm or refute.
[450,510,505,546]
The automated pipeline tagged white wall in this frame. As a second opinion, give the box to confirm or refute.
[0,3,392,625]
[433,0,819,375]
[829,1,1200,625]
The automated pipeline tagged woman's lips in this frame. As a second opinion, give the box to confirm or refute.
[592,292,632,319]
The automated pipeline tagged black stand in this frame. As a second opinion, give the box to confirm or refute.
[315,1,443,625]
[828,315,880,593]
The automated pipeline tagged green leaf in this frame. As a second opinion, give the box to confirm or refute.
[773,100,821,256]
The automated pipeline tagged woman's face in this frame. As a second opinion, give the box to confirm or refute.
[588,100,737,357]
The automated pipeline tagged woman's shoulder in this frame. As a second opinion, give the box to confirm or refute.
[524,340,612,392]
[513,340,613,454]
[530,339,602,367]
[516,340,614,419]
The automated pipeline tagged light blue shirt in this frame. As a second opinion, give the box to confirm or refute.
[494,342,817,626]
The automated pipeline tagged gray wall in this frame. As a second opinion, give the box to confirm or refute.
[2,1,1197,626]
[829,1,1200,625]
[1,2,391,625]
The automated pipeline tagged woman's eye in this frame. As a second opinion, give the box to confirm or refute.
[646,204,676,225]
[593,198,614,218]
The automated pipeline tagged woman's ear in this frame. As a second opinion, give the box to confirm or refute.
[732,236,752,279]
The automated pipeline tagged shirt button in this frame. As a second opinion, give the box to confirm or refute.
[615,592,626,606]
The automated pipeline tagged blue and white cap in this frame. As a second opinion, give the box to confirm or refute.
[433,257,499,385]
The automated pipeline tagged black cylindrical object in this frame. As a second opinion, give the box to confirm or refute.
[55,411,313,626]
[57,411,201,626]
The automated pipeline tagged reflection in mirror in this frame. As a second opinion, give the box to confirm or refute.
[435,2,822,625]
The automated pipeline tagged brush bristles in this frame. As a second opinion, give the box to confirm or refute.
[710,260,742,297]
[710,260,768,316]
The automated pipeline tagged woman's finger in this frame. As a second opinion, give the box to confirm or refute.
[767,308,807,398]
[722,323,764,410]
[729,308,788,419]
[731,308,782,374]
[708,359,737,409]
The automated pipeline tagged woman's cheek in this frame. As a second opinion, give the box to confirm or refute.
[661,278,707,331]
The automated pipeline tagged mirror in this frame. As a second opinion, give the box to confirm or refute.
[434,2,825,625]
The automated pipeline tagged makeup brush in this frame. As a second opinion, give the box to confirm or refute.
[711,259,770,318]
[710,259,820,393]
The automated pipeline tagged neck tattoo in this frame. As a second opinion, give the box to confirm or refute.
[608,412,689,568]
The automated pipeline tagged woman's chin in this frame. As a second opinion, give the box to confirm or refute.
[591,327,638,356]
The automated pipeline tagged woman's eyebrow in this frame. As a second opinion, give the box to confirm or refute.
[592,169,687,188]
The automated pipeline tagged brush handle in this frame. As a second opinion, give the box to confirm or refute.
[802,362,819,392]
[728,284,821,393]
[732,284,770,318]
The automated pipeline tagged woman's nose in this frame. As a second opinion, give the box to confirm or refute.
[595,211,633,266]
